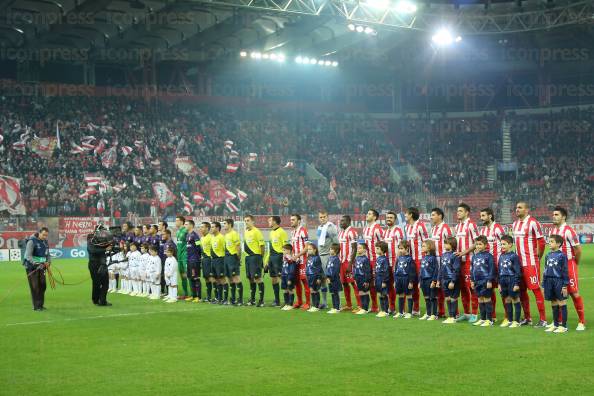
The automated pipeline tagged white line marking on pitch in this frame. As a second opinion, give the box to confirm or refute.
[4,306,224,327]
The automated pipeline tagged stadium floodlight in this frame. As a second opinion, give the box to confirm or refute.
[356,25,364,33]
[347,23,356,31]
[310,58,317,64]
[431,29,455,46]
[331,61,338,67]
[302,57,310,64]
[364,27,373,34]
[395,1,417,13]
[270,53,277,60]
[324,60,332,66]
[250,51,262,59]
[365,0,390,10]
[263,53,270,59]
[295,56,303,63]
[455,36,462,42]
[277,53,286,62]
[318,60,325,65]
[239,51,247,57]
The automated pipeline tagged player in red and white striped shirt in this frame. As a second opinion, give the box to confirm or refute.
[290,214,310,310]
[430,208,452,317]
[454,203,479,322]
[385,211,405,313]
[479,208,505,322]
[550,206,585,331]
[338,215,361,311]
[405,207,429,314]
[363,209,384,313]
[513,202,547,327]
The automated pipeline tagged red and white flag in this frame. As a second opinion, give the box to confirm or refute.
[226,163,240,173]
[237,189,248,203]
[0,175,26,215]
[204,200,214,209]
[175,157,198,176]
[224,140,233,149]
[192,192,205,204]
[134,140,144,148]
[94,139,108,155]
[223,189,237,201]
[181,193,193,214]
[79,186,97,199]
[81,142,96,151]
[81,135,96,143]
[225,200,239,213]
[0,135,4,145]
[121,146,133,157]
[70,143,86,154]
[101,145,117,168]
[12,140,26,151]
[84,173,103,186]
[113,183,127,193]
[152,182,175,209]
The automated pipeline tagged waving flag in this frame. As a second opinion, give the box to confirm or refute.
[175,156,198,176]
[134,140,144,149]
[81,142,96,151]
[229,150,239,158]
[181,193,193,214]
[237,189,248,203]
[101,145,117,168]
[84,173,103,186]
[112,183,127,193]
[204,200,214,209]
[152,182,175,209]
[121,146,133,157]
[12,140,26,151]
[225,200,239,213]
[223,189,236,201]
[0,175,26,215]
[94,139,108,155]
[192,192,205,204]
[79,186,97,199]
[70,143,86,154]
[81,135,96,143]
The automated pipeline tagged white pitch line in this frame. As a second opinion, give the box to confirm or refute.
[4,305,224,327]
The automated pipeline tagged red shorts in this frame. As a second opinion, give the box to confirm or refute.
[568,259,579,293]
[298,262,306,281]
[520,262,541,291]
[340,261,354,283]
[414,259,421,284]
[459,259,471,288]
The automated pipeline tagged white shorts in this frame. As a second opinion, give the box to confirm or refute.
[165,275,177,287]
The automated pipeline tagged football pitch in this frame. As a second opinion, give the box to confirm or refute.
[1,246,593,395]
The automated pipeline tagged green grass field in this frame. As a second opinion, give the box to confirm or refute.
[1,246,593,395]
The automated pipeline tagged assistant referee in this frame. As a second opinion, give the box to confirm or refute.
[244,214,265,307]
[266,216,289,307]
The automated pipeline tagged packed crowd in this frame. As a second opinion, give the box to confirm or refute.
[1,94,593,219]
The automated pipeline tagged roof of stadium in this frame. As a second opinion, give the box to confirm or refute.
[1,0,594,74]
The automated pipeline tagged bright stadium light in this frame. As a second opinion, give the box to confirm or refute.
[270,53,277,60]
[277,53,286,62]
[263,53,270,59]
[324,60,332,66]
[432,29,454,46]
[331,61,338,67]
[295,56,303,63]
[239,51,247,57]
[347,23,356,31]
[302,57,310,64]
[455,36,462,42]
[310,58,317,64]
[250,51,262,59]
[395,1,417,13]
[356,25,364,33]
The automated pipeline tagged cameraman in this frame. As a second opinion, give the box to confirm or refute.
[87,226,116,306]
[23,227,51,311]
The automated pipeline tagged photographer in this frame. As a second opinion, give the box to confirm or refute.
[23,227,51,311]
[88,225,118,306]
